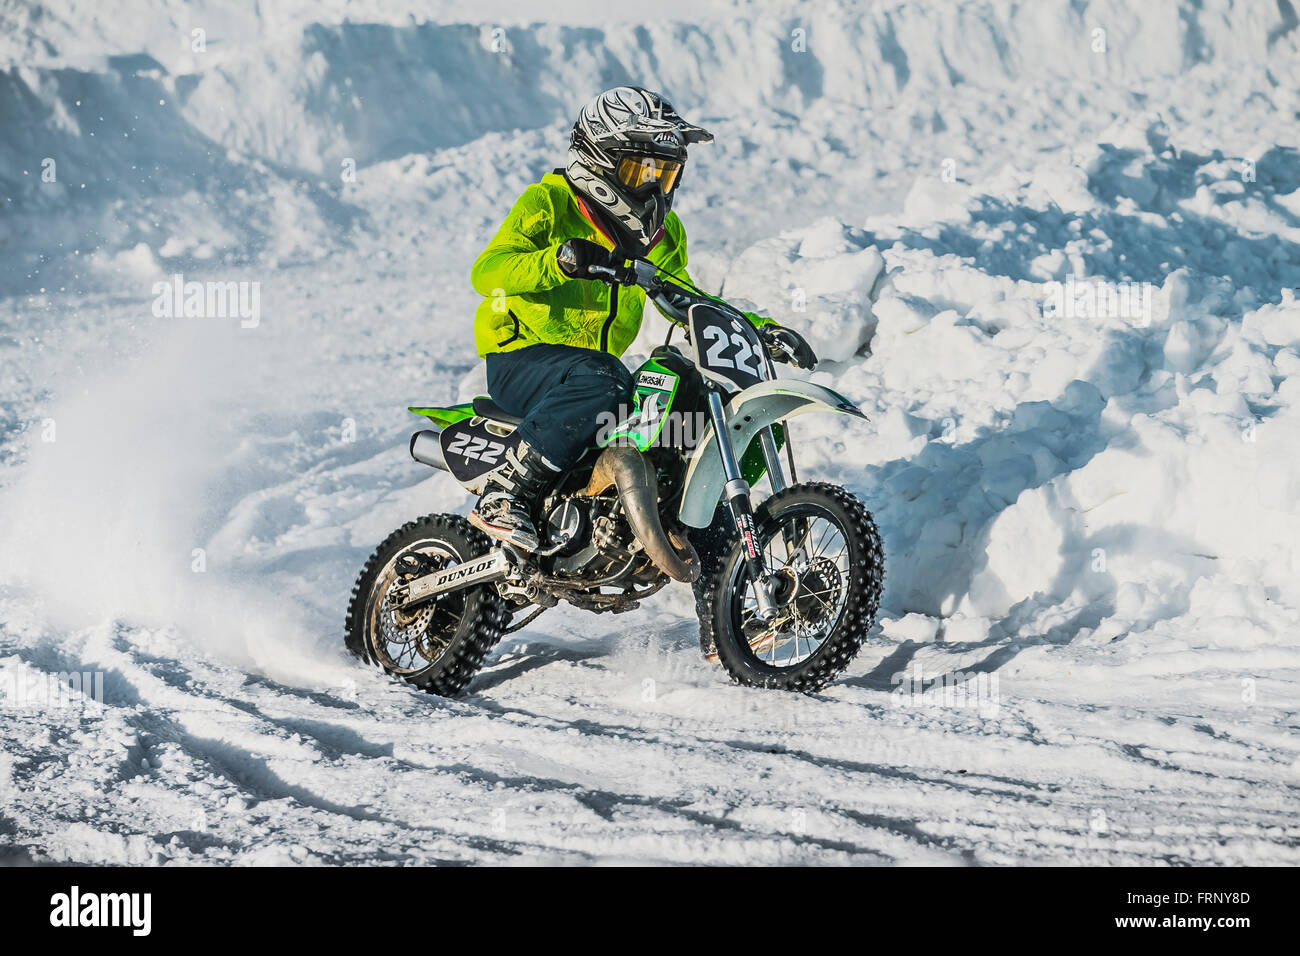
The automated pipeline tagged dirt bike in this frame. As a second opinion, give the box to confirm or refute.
[345,257,884,695]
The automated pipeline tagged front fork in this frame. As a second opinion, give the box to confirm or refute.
[707,389,784,621]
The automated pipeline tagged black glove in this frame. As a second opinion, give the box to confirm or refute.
[556,238,615,279]
[760,324,818,369]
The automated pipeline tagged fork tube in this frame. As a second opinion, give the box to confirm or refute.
[761,423,803,558]
[759,426,786,493]
[707,389,777,621]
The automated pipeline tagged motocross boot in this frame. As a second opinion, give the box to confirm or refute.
[468,440,561,552]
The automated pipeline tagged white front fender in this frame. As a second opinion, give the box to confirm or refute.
[677,379,868,528]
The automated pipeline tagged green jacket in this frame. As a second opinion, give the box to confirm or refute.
[471,173,766,358]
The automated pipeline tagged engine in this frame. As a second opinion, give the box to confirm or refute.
[544,494,645,579]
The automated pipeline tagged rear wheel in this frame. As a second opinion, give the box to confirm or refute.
[705,482,883,692]
[345,514,509,696]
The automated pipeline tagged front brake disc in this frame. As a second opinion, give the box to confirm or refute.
[794,556,843,627]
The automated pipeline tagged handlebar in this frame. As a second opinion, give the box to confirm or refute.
[587,259,659,291]
[587,256,815,371]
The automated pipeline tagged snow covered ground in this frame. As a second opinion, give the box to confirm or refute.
[1,0,1298,864]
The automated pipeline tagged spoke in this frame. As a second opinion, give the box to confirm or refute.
[782,516,809,564]
[781,518,816,566]
[815,531,845,561]
[798,585,841,599]
[819,546,849,567]
[764,541,781,571]
[804,590,832,611]
[812,519,834,555]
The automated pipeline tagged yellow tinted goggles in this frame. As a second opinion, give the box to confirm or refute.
[615,155,683,193]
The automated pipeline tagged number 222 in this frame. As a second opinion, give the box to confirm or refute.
[701,325,762,376]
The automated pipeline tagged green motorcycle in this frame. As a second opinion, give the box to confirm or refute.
[345,258,884,695]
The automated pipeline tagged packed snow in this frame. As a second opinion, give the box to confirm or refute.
[1,0,1298,864]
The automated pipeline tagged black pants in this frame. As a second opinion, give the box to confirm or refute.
[485,343,633,470]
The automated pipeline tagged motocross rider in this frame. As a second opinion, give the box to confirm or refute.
[468,86,815,551]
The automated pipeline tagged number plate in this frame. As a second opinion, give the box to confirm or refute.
[439,418,522,492]
[688,303,769,390]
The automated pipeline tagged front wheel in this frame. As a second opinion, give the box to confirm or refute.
[344,514,509,696]
[704,482,884,692]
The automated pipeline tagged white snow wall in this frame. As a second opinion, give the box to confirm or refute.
[2,0,1293,287]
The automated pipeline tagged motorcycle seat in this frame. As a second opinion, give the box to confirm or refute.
[471,396,523,426]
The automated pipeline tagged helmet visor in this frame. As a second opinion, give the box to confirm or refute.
[615,155,682,194]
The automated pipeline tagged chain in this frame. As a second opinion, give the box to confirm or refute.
[503,604,549,634]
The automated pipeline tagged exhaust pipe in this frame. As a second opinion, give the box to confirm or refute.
[584,444,700,583]
[409,428,448,471]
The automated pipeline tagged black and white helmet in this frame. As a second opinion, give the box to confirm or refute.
[566,87,713,254]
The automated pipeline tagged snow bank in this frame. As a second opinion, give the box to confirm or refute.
[4,0,1295,291]
[714,111,1300,662]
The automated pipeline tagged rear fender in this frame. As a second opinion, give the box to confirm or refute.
[409,404,475,428]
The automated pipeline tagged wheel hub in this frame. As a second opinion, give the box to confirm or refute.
[794,556,842,627]
[767,566,799,606]
[377,549,450,652]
